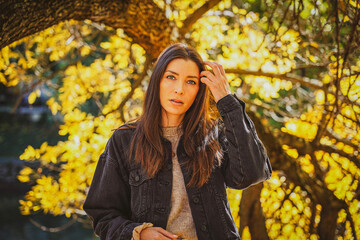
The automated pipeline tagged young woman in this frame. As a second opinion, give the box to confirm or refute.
[83,43,272,240]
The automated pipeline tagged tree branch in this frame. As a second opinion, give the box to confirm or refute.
[30,215,77,232]
[92,94,104,113]
[239,182,269,240]
[226,68,323,89]
[309,198,317,234]
[325,128,359,154]
[317,144,360,169]
[10,50,94,114]
[179,0,221,37]
[276,128,360,169]
[246,108,347,211]
[291,63,329,71]
[345,206,358,240]
[109,54,151,122]
[242,98,298,119]
[0,0,171,58]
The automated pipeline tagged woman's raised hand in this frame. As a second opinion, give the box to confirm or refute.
[140,227,178,240]
[200,61,231,102]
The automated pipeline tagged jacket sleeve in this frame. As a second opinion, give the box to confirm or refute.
[216,94,272,189]
[83,131,141,240]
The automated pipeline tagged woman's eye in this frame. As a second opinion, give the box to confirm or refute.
[187,80,197,85]
[167,75,175,80]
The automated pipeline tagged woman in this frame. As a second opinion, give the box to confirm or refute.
[83,43,272,240]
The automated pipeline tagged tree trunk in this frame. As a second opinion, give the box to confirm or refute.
[318,205,339,240]
[247,111,347,239]
[0,0,171,57]
[239,182,269,240]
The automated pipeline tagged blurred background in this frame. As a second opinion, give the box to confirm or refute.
[0,0,359,239]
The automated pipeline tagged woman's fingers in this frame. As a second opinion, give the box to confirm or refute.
[204,61,222,78]
[156,227,178,239]
[200,61,231,102]
[200,71,215,84]
[140,227,178,239]
[215,62,226,78]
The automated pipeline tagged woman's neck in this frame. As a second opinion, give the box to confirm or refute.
[161,110,184,127]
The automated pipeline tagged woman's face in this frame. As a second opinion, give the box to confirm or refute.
[159,58,200,126]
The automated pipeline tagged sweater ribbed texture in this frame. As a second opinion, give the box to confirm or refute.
[132,126,198,240]
[163,125,198,240]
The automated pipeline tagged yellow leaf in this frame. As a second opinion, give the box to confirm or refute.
[80,46,91,56]
[100,42,111,49]
[309,55,318,63]
[65,211,71,218]
[310,42,319,48]
[35,88,41,97]
[18,175,30,182]
[315,90,325,104]
[18,58,27,68]
[241,226,251,239]
[322,74,332,84]
[238,9,247,15]
[0,73,7,85]
[349,0,360,8]
[28,91,37,104]
[40,142,48,153]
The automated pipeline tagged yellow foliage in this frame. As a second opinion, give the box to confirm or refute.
[28,91,37,105]
[322,74,332,84]
[46,97,61,115]
[191,8,298,101]
[241,226,251,239]
[315,90,325,104]
[282,119,318,141]
[282,145,299,158]
[349,0,360,8]
[261,173,315,239]
[20,145,39,161]
[4,3,358,239]
[227,188,242,225]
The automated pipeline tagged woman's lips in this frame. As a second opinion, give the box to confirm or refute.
[170,99,184,106]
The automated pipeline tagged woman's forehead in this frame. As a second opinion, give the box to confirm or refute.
[165,59,200,75]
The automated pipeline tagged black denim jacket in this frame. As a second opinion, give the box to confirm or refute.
[83,94,272,240]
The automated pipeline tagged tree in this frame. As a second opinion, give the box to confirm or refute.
[1,0,359,239]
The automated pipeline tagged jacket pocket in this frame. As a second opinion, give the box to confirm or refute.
[129,168,150,218]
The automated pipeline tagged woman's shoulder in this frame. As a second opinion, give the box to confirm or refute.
[104,122,138,158]
[110,122,138,140]
[110,123,136,143]
[117,122,138,130]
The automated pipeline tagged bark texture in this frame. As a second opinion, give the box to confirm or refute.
[0,0,171,58]
[239,182,269,240]
[247,111,347,240]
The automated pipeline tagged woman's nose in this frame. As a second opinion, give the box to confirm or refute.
[174,82,184,94]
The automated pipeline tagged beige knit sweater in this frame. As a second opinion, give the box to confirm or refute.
[132,126,198,240]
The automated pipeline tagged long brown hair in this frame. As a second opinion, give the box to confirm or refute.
[129,43,222,187]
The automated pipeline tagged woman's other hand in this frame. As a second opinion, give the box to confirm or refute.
[200,61,231,102]
[140,227,178,239]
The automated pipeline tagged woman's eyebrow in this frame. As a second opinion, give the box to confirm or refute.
[165,70,199,79]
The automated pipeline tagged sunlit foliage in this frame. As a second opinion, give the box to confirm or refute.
[1,0,359,239]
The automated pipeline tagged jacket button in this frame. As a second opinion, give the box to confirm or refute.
[193,196,199,204]
[160,180,169,186]
[135,175,140,181]
[201,224,207,232]
[157,207,165,213]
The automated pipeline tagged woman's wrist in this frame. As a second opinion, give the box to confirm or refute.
[132,222,154,240]
[214,92,231,103]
